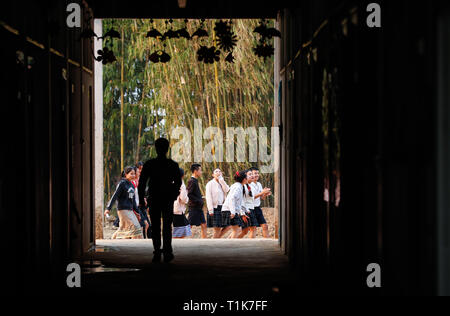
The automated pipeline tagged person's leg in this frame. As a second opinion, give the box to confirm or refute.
[149,207,162,261]
[230,225,240,238]
[200,223,207,238]
[144,221,149,239]
[219,225,232,238]
[249,226,257,238]
[162,206,174,255]
[261,223,269,238]
[213,227,222,238]
[254,207,269,238]
[238,227,250,238]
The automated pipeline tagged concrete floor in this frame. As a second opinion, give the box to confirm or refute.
[76,239,300,310]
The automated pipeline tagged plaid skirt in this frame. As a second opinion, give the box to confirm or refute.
[207,205,224,228]
[221,211,243,227]
[241,209,258,228]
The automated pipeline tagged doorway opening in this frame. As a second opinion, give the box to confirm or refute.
[93,18,280,244]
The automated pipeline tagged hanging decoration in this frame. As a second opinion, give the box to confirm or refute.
[99,28,121,40]
[163,19,180,39]
[146,19,163,39]
[79,14,119,65]
[146,28,163,39]
[253,19,281,39]
[79,28,98,40]
[197,45,220,64]
[214,20,237,52]
[95,47,117,64]
[252,18,281,61]
[147,19,172,64]
[253,44,274,60]
[175,19,191,39]
[225,52,235,63]
[148,49,171,63]
[213,19,237,63]
[191,19,209,38]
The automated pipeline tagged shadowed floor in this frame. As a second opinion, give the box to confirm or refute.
[76,239,299,307]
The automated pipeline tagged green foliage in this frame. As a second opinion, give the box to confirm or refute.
[103,19,275,207]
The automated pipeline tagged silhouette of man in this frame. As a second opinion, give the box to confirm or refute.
[138,138,181,263]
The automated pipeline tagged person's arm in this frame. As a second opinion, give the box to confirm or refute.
[105,182,123,212]
[254,182,270,199]
[218,177,230,193]
[179,183,189,205]
[132,188,139,212]
[138,162,149,207]
[231,186,242,217]
[205,182,214,213]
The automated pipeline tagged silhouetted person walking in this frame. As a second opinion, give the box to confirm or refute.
[138,138,181,263]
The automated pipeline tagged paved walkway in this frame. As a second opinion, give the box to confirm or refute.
[79,239,298,303]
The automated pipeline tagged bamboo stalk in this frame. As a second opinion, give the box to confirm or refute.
[120,26,125,172]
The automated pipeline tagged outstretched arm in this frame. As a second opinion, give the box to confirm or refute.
[106,182,123,211]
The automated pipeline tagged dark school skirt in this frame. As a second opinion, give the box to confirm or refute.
[188,208,206,226]
[221,210,243,227]
[173,214,192,238]
[241,209,258,228]
[207,205,224,228]
[253,206,267,226]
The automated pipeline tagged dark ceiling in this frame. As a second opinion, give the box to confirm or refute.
[86,0,291,19]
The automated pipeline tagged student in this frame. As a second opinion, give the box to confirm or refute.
[136,161,152,239]
[104,166,143,239]
[138,138,181,263]
[173,168,192,239]
[249,167,271,238]
[187,164,207,238]
[205,168,231,238]
[238,169,259,238]
[132,165,150,239]
[221,170,248,239]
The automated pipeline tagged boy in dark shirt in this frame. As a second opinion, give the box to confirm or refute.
[187,164,207,238]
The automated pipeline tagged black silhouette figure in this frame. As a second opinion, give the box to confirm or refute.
[138,138,181,263]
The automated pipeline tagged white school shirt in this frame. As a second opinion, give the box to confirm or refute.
[250,182,263,207]
[221,182,246,216]
[173,181,189,215]
[205,177,230,212]
[243,184,254,212]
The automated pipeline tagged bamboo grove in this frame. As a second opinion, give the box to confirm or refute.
[103,19,275,211]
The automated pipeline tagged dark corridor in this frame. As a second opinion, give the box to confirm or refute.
[1,0,450,302]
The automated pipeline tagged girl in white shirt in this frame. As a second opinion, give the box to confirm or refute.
[205,168,231,238]
[221,170,250,238]
[173,168,192,238]
[249,167,271,238]
[238,169,260,238]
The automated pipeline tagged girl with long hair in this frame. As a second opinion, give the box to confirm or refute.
[221,170,249,238]
[238,169,259,238]
[104,166,143,239]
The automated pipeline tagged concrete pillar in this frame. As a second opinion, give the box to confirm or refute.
[274,15,282,243]
[94,19,104,240]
